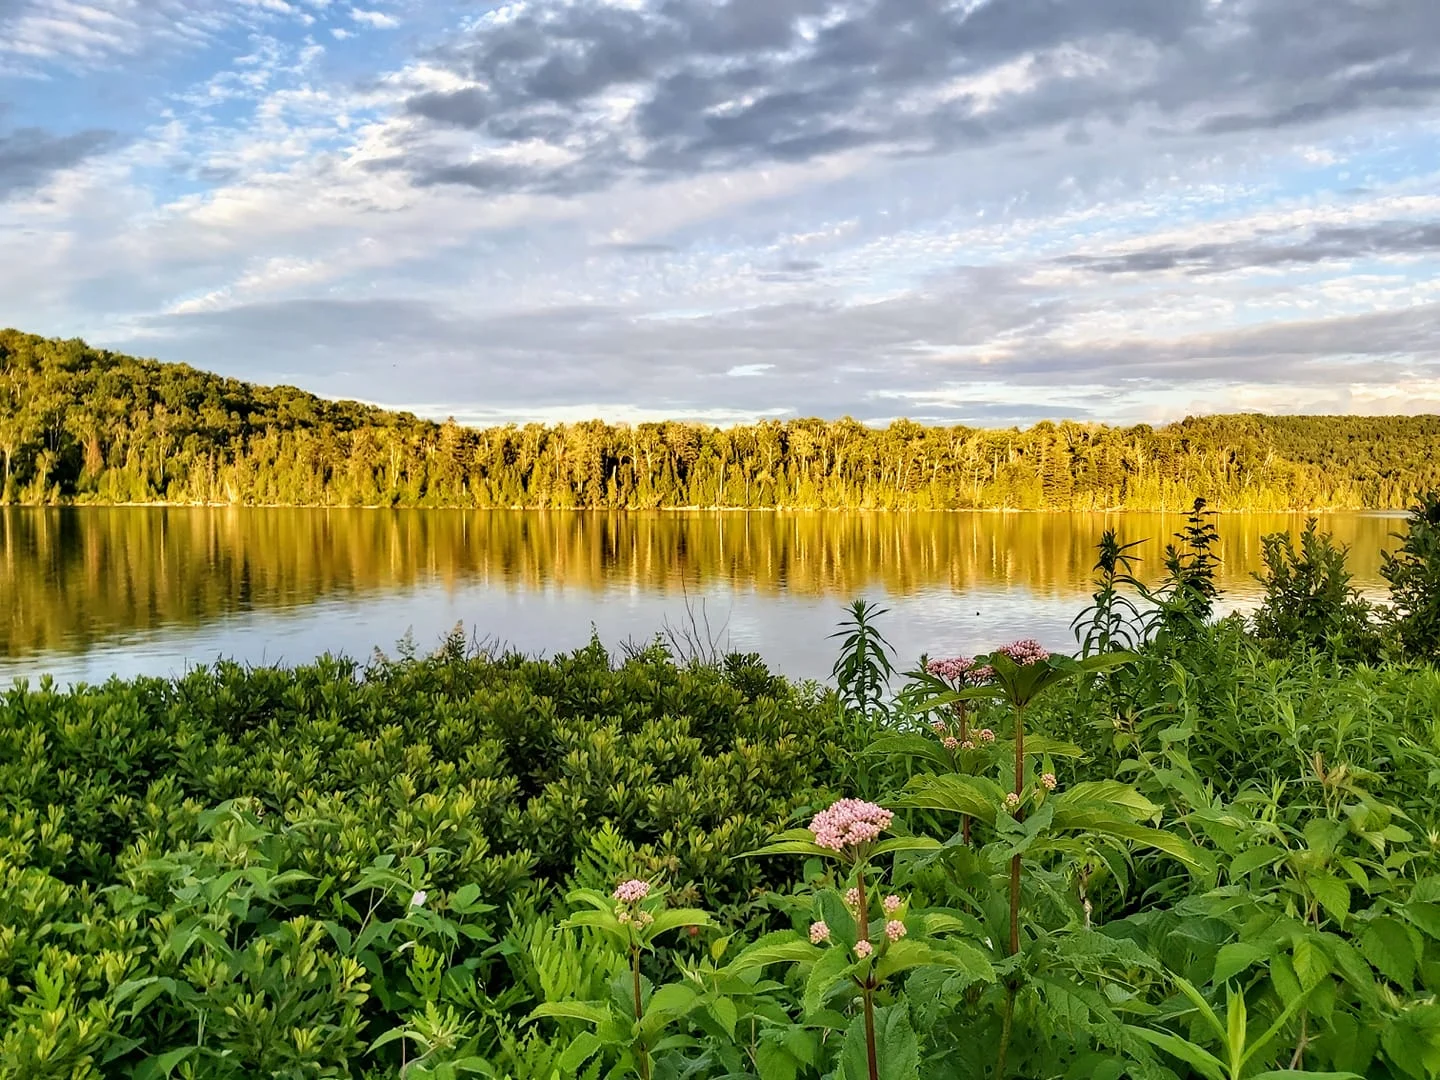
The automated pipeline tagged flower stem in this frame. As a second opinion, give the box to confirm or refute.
[856,866,879,1080]
[996,982,1016,1077]
[1009,703,1025,956]
[957,700,972,845]
[632,946,650,1080]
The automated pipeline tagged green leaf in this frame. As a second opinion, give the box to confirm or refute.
[528,1001,611,1027]
[1125,1027,1226,1080]
[1053,780,1158,819]
[1362,916,1417,986]
[726,932,823,973]
[1212,942,1269,985]
[804,945,853,1017]
[558,1032,605,1072]
[1308,875,1351,926]
[1230,845,1287,878]
[840,1005,919,1080]
[649,908,713,935]
[869,836,942,857]
[896,774,1003,821]
[875,940,993,984]
[131,1047,197,1080]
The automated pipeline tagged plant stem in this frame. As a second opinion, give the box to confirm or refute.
[632,946,650,1080]
[1009,703,1025,957]
[856,865,880,1080]
[957,699,972,845]
[996,983,1015,1078]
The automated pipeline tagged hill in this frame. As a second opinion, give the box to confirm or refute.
[2,327,1437,510]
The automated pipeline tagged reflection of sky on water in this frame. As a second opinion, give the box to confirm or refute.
[1,572,1398,689]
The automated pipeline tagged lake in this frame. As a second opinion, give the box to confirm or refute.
[0,507,1404,686]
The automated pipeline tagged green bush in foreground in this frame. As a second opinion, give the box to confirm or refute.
[6,502,1440,1077]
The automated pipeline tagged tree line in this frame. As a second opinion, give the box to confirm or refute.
[4,327,1438,510]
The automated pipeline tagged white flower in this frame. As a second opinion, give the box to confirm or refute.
[410,890,427,909]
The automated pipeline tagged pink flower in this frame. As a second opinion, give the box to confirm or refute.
[810,921,831,944]
[961,739,975,751]
[994,639,1050,666]
[1041,772,1058,791]
[977,729,996,743]
[809,799,894,852]
[885,920,907,942]
[854,940,874,959]
[1003,792,1021,814]
[882,895,903,916]
[617,909,632,924]
[844,887,862,912]
[942,736,960,751]
[926,656,994,686]
[930,719,949,735]
[613,879,651,903]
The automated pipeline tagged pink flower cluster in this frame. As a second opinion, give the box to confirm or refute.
[613,879,651,903]
[1041,772,1058,791]
[885,920,907,942]
[977,728,996,743]
[994,639,1050,665]
[882,895,903,916]
[810,921,831,944]
[1003,792,1021,813]
[926,656,994,685]
[844,887,862,912]
[854,940,874,959]
[809,799,893,852]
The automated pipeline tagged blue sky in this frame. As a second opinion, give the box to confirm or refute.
[2,0,1439,427]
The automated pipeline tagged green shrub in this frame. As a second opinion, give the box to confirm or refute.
[1384,490,1440,661]
[1252,518,1380,661]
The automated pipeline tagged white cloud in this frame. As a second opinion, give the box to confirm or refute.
[349,6,398,29]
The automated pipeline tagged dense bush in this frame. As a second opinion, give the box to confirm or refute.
[6,503,1440,1077]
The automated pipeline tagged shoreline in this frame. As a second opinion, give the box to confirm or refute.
[0,502,1413,515]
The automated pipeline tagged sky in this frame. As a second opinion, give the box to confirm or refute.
[2,0,1439,428]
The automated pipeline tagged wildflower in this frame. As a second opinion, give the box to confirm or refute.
[927,656,994,685]
[885,920,907,942]
[931,719,949,735]
[961,739,975,751]
[1003,792,1021,814]
[995,639,1049,665]
[1041,772,1058,791]
[882,895,903,916]
[977,728,996,743]
[854,939,874,959]
[942,736,960,750]
[844,887,862,912]
[409,890,427,909]
[810,921,832,944]
[638,911,655,927]
[617,909,632,925]
[613,879,651,903]
[809,799,894,852]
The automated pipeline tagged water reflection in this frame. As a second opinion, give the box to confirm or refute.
[0,508,1403,684]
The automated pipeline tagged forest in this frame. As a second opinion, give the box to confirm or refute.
[4,328,1440,511]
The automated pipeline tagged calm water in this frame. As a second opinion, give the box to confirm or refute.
[0,508,1404,686]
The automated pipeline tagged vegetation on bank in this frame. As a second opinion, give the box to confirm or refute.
[4,496,1440,1077]
[6,328,1440,510]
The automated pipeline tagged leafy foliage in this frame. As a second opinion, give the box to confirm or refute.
[1382,491,1440,661]
[7,495,1440,1077]
[1252,519,1379,661]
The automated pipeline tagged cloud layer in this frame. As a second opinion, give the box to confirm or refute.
[2,0,1440,425]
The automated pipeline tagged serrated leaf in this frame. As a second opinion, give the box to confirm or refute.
[726,932,822,973]
[1212,942,1268,985]
[804,945,853,1017]
[1362,917,1416,986]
